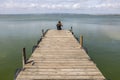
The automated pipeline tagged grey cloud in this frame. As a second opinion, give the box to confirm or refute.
[0,0,120,14]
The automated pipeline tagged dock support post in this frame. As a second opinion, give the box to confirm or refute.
[70,26,74,34]
[71,26,73,32]
[42,29,44,37]
[80,35,83,48]
[22,48,27,68]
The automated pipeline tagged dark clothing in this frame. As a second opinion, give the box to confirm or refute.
[57,25,62,30]
[56,22,62,30]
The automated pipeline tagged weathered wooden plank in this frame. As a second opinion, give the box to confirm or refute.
[26,63,95,66]
[28,58,90,62]
[33,49,87,53]
[24,65,98,69]
[26,60,94,63]
[17,75,105,80]
[32,54,88,58]
[31,56,89,59]
[31,54,89,57]
[25,68,100,72]
[29,57,90,60]
[19,72,103,76]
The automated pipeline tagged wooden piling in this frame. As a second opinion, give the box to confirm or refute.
[80,35,83,48]
[71,27,73,32]
[42,29,44,37]
[22,48,27,68]
[70,26,74,34]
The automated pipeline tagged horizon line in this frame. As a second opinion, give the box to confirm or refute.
[0,13,120,16]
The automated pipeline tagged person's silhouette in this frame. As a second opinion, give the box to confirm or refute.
[56,21,63,30]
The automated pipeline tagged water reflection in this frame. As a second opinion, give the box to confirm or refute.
[100,25,120,40]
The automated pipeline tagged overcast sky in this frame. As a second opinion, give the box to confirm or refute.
[0,0,120,14]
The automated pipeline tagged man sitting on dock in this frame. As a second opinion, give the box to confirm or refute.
[56,21,63,30]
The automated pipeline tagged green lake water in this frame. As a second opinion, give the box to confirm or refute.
[0,14,120,80]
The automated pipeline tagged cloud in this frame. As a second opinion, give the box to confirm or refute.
[0,0,80,9]
[89,2,120,9]
[0,0,120,14]
[0,1,37,9]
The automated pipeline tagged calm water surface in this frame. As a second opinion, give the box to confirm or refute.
[0,14,120,80]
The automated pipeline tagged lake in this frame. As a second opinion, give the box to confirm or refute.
[0,14,120,80]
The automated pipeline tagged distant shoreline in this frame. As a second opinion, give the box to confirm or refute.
[0,13,120,16]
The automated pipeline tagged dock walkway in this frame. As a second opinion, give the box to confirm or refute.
[16,30,105,80]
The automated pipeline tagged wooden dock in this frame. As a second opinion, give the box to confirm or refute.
[16,30,105,80]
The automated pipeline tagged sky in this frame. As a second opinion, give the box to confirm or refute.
[0,0,120,14]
